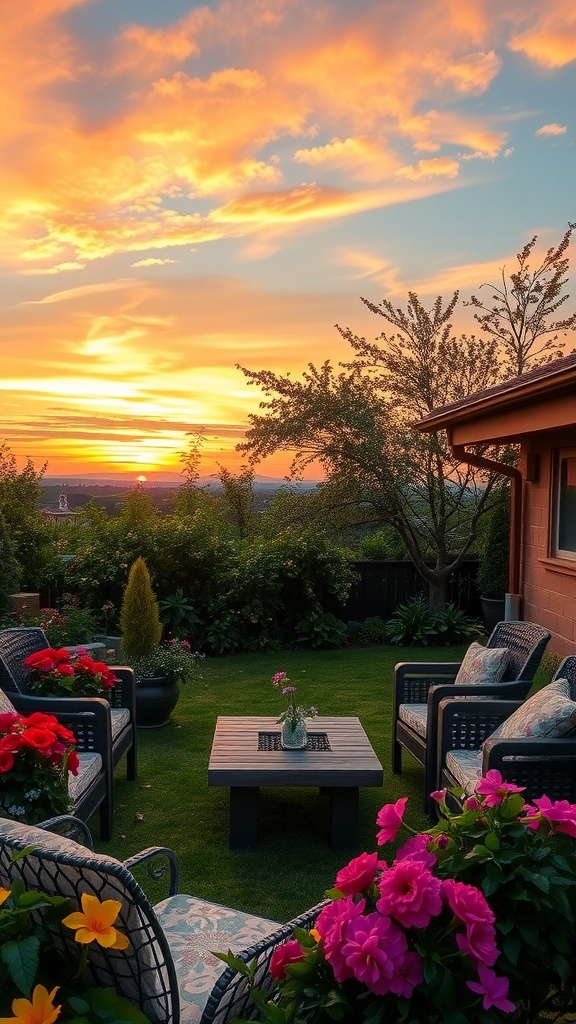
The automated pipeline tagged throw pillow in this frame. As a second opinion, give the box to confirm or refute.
[486,677,576,742]
[454,642,509,686]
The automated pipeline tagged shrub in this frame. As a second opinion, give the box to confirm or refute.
[294,610,348,649]
[358,615,388,645]
[120,556,162,660]
[477,488,510,599]
[384,597,438,646]
[384,598,479,646]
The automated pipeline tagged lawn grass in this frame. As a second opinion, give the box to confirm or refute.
[95,644,481,923]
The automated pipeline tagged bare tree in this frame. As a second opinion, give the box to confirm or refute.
[466,223,576,377]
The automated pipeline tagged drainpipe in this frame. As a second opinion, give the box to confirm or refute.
[448,435,523,614]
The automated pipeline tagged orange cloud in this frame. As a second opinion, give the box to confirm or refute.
[509,0,576,68]
[535,123,568,136]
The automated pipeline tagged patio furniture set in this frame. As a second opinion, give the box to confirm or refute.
[3,619,576,1021]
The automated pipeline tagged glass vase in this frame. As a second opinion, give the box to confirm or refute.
[281,719,307,749]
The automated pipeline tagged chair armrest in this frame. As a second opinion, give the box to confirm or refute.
[37,815,94,848]
[124,847,179,896]
[393,662,461,708]
[106,666,137,715]
[482,735,576,768]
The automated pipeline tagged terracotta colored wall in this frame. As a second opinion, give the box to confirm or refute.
[521,430,576,658]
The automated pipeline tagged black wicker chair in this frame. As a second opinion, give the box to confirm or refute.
[0,626,137,781]
[437,656,576,805]
[0,687,111,838]
[0,815,327,1024]
[392,620,551,814]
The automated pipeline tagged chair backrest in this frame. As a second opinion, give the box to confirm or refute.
[0,627,50,694]
[553,656,576,698]
[0,816,179,1024]
[487,621,551,682]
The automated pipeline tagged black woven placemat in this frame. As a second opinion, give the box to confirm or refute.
[258,731,331,751]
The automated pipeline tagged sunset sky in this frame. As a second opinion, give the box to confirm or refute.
[1,0,575,481]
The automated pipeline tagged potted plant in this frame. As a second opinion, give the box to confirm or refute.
[120,558,204,727]
[0,710,79,823]
[476,487,510,632]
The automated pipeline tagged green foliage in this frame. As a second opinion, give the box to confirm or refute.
[384,596,438,646]
[384,598,479,646]
[120,557,162,660]
[130,640,205,684]
[158,589,201,639]
[0,510,21,612]
[294,610,348,649]
[358,616,388,645]
[357,528,407,560]
[12,602,97,645]
[0,443,51,590]
[476,488,511,599]
[204,531,355,654]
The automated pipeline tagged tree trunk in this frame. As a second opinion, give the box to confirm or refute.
[428,577,447,610]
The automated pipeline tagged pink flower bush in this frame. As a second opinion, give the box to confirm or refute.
[224,773,576,1024]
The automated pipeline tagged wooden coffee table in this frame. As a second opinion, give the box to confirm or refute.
[208,715,384,849]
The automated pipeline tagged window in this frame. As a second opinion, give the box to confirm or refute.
[553,449,576,560]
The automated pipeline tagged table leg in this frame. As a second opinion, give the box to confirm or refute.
[328,787,359,849]
[229,787,259,849]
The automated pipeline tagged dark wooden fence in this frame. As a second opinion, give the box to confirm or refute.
[326,559,481,622]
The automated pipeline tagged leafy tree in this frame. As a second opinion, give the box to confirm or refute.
[0,441,49,588]
[216,464,256,538]
[238,293,501,608]
[466,223,576,376]
[0,510,21,611]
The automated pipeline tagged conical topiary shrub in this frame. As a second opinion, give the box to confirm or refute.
[120,556,162,661]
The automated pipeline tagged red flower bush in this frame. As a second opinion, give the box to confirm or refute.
[0,710,79,824]
[23,647,118,697]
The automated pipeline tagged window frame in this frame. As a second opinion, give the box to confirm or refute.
[551,446,576,562]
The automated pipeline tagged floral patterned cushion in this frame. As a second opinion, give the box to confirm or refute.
[454,642,509,686]
[486,678,576,742]
[110,707,131,737]
[69,752,103,800]
[444,748,483,795]
[154,894,281,1023]
[398,704,428,738]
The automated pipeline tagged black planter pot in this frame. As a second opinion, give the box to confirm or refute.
[135,676,181,728]
[480,597,506,634]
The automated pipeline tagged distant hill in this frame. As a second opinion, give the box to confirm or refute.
[39,477,321,516]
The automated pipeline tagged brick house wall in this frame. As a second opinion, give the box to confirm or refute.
[521,430,576,658]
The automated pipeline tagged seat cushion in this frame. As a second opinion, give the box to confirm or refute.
[398,703,428,738]
[445,749,482,795]
[155,894,280,1024]
[68,752,103,800]
[485,678,576,744]
[110,706,131,738]
[454,642,509,686]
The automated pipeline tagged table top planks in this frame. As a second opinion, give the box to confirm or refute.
[208,715,384,788]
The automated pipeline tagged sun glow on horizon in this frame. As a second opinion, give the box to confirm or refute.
[1,1,574,479]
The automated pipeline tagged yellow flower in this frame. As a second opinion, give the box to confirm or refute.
[62,892,130,949]
[0,984,61,1024]
[0,887,11,906]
